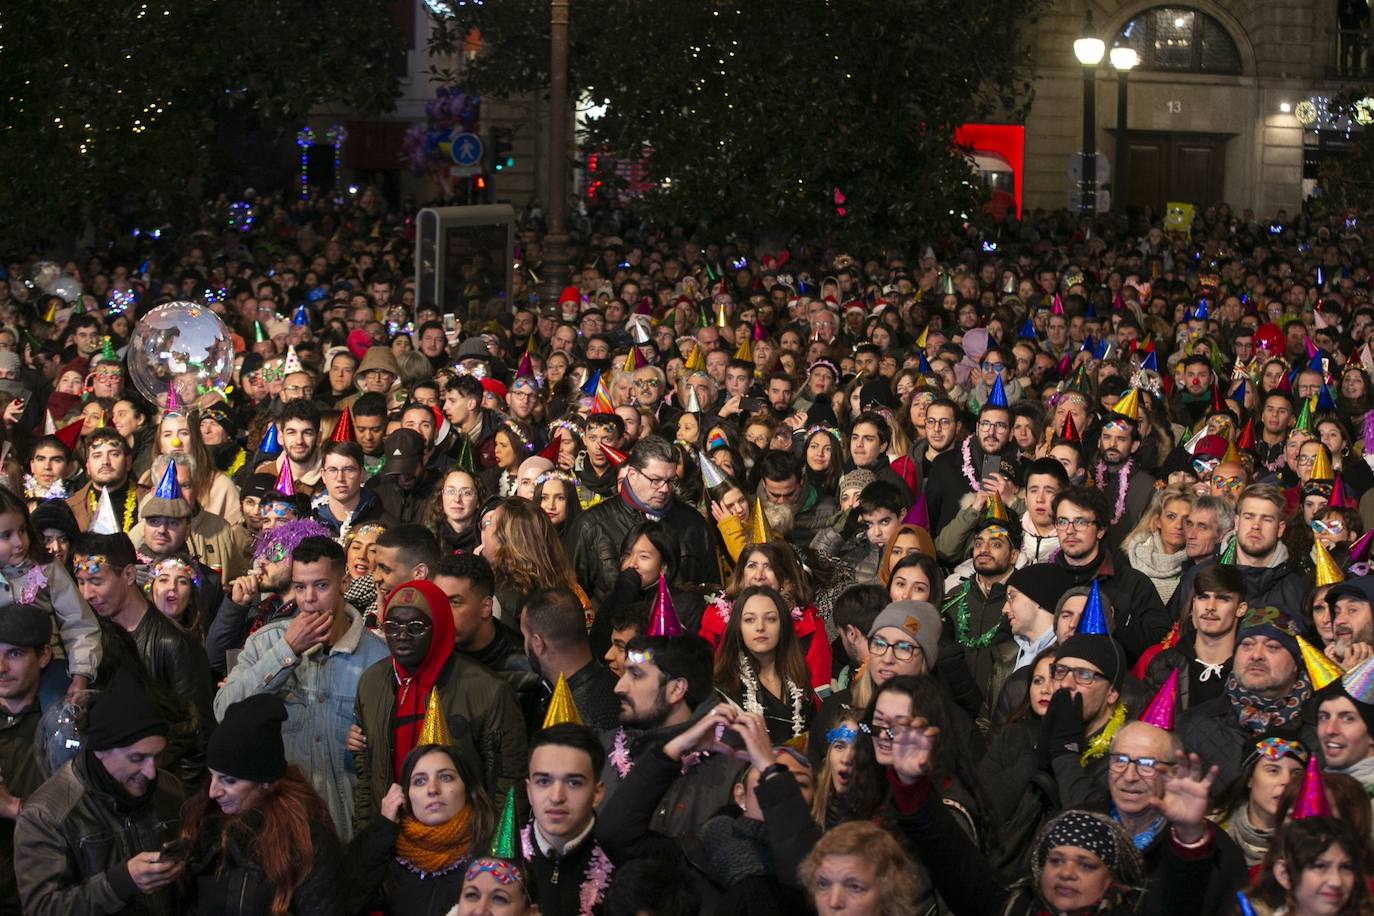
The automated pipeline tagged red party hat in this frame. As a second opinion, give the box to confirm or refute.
[537,434,562,462]
[54,418,83,452]
[600,444,628,467]
[331,407,357,443]
[273,461,296,497]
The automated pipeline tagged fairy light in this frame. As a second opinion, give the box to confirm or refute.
[296,126,316,200]
[326,124,347,195]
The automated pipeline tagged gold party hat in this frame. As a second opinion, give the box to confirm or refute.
[1309,445,1334,482]
[733,335,752,363]
[1313,539,1344,589]
[1111,387,1142,422]
[748,497,773,545]
[684,344,706,372]
[1298,635,1345,691]
[541,672,583,729]
[417,690,452,746]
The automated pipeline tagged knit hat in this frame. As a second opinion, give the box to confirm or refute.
[1236,606,1302,665]
[838,468,875,496]
[208,694,289,782]
[85,669,168,751]
[0,603,53,649]
[30,500,79,544]
[1055,634,1125,690]
[1032,810,1142,888]
[868,600,942,669]
[1006,562,1075,614]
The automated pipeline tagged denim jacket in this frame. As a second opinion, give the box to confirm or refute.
[213,605,388,840]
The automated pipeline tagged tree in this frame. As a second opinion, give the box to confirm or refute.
[0,1,403,248]
[429,0,1044,245]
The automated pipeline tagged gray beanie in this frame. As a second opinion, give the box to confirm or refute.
[868,600,942,668]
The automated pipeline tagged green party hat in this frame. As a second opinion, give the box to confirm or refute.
[1294,396,1314,433]
[455,435,475,473]
[1219,536,1237,565]
[253,320,267,344]
[100,336,117,362]
[489,788,517,858]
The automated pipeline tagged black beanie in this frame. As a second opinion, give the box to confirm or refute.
[85,670,168,752]
[0,603,53,649]
[1055,634,1125,691]
[1007,563,1075,614]
[208,694,289,782]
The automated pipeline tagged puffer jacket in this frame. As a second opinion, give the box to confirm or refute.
[566,491,719,603]
[14,751,184,916]
[183,810,343,915]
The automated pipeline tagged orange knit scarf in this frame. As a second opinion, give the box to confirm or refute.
[394,807,474,875]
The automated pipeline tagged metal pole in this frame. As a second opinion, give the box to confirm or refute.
[1114,69,1129,213]
[540,0,571,304]
[1082,66,1096,215]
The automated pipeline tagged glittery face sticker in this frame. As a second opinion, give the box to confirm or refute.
[72,554,108,577]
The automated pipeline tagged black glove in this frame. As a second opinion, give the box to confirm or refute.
[1038,688,1085,769]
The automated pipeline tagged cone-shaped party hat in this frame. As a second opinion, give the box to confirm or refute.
[580,370,601,396]
[90,488,120,535]
[1139,669,1178,731]
[1313,539,1344,589]
[1075,581,1109,635]
[699,452,728,489]
[748,498,774,545]
[1309,445,1334,481]
[1298,635,1344,691]
[154,459,182,500]
[1219,536,1238,565]
[648,574,685,637]
[902,493,930,528]
[41,298,58,323]
[518,352,536,378]
[1059,412,1080,442]
[292,303,310,327]
[1221,441,1243,466]
[1111,388,1142,422]
[165,380,181,413]
[258,424,282,457]
[253,320,267,343]
[1291,755,1333,819]
[1342,655,1374,707]
[417,689,453,746]
[454,435,476,473]
[283,345,304,375]
[1350,529,1374,565]
[273,461,296,498]
[541,672,583,728]
[685,386,703,414]
[100,336,118,363]
[54,418,83,452]
[715,301,729,329]
[536,434,562,462]
[594,444,625,469]
[733,335,752,363]
[1295,396,1314,433]
[489,788,518,859]
[1330,473,1353,509]
[1139,350,1158,372]
[684,345,706,372]
[1236,418,1257,451]
[623,347,647,372]
[1318,384,1339,412]
[1052,293,1065,315]
[984,491,1009,522]
[985,374,1008,409]
[1019,318,1037,339]
[331,407,356,443]
[591,376,615,415]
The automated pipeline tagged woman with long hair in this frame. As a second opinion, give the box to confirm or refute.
[481,422,533,498]
[700,542,832,695]
[1248,816,1371,916]
[181,694,343,915]
[801,426,844,495]
[533,469,582,557]
[1213,737,1310,867]
[1121,484,1194,604]
[712,585,818,744]
[343,522,386,620]
[479,496,591,623]
[886,552,945,606]
[799,820,919,916]
[147,555,206,639]
[427,469,484,555]
[346,744,496,915]
[148,407,243,523]
[808,708,884,830]
[706,476,752,566]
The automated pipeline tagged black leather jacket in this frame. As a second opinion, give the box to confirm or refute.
[183,811,343,916]
[130,605,215,731]
[457,617,544,733]
[14,751,184,916]
[567,493,719,603]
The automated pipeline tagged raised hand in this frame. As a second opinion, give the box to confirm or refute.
[379,783,406,823]
[729,711,775,773]
[1151,750,1219,845]
[663,703,737,762]
[886,715,940,785]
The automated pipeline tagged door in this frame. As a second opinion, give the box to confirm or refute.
[1120,131,1228,213]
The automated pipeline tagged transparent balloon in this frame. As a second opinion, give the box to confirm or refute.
[45,276,83,303]
[30,261,60,291]
[127,302,236,409]
[35,695,88,778]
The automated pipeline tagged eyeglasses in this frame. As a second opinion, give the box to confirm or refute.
[1051,663,1107,685]
[1191,458,1219,477]
[262,503,296,519]
[980,361,1005,372]
[635,468,677,491]
[284,384,315,396]
[977,419,1010,433]
[1053,517,1097,531]
[444,486,477,499]
[926,417,954,428]
[1107,753,1170,777]
[383,620,433,638]
[868,634,921,662]
[1212,475,1244,493]
[322,465,361,478]
[1297,454,1319,467]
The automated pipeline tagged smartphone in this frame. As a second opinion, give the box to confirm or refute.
[738,397,763,413]
[982,456,1003,480]
[158,838,190,863]
[443,314,457,334]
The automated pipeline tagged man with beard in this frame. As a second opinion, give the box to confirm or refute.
[352,579,526,831]
[135,461,226,618]
[349,392,389,478]
[599,631,737,839]
[1050,486,1170,666]
[924,384,1021,533]
[1142,564,1248,713]
[253,399,323,495]
[1179,606,1319,792]
[1321,576,1374,670]
[521,587,621,733]
[942,515,1022,725]
[16,670,185,915]
[1172,485,1310,620]
[1091,391,1156,547]
[366,429,442,525]
[65,429,147,533]
[909,395,960,486]
[754,450,836,550]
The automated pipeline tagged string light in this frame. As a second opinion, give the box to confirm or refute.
[326,124,347,196]
[296,126,316,200]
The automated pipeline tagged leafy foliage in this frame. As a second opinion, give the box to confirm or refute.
[1314,90,1374,213]
[0,0,403,247]
[430,0,1044,245]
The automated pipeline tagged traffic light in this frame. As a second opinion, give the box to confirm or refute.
[491,127,514,172]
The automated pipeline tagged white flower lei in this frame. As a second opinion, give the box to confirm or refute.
[737,653,806,738]
[1093,458,1132,525]
[23,475,66,501]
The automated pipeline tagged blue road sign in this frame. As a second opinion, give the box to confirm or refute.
[451,132,483,166]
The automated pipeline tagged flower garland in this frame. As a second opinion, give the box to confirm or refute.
[1079,702,1128,767]
[2,564,49,605]
[608,727,707,779]
[23,475,66,501]
[1092,459,1132,525]
[89,486,137,533]
[959,438,979,490]
[519,825,614,916]
[738,653,807,738]
[942,581,1002,649]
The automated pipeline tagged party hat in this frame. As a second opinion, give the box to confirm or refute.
[985,374,1008,409]
[752,319,769,342]
[1291,755,1333,819]
[917,350,933,374]
[1342,655,1374,706]
[54,418,83,452]
[1139,669,1178,731]
[1192,298,1210,320]
[1306,337,1320,361]
[1075,581,1109,635]
[331,407,356,443]
[648,574,685,637]
[1110,388,1141,422]
[1317,385,1339,412]
[684,345,706,372]
[697,306,710,329]
[1235,891,1259,916]
[1219,536,1237,565]
[1232,378,1248,406]
[455,435,476,473]
[253,320,267,344]
[1210,382,1225,414]
[1310,445,1334,481]
[685,386,703,414]
[1019,318,1037,339]
[984,491,1009,522]
[1051,293,1064,315]
[90,488,120,535]
[902,493,930,528]
[942,272,955,295]
[1308,351,1325,374]
[489,788,518,858]
[699,452,728,489]
[1056,353,1072,377]
[733,335,752,363]
[541,673,583,728]
[1236,418,1257,451]
[629,318,651,345]
[536,434,562,462]
[1363,410,1374,455]
[601,443,629,467]
[1139,350,1158,372]
[623,347,647,372]
[1298,635,1344,691]
[591,376,615,415]
[1059,412,1080,442]
[292,303,310,327]
[257,423,282,457]
[100,336,118,363]
[273,461,296,498]
[154,459,182,500]
[1330,473,1353,509]
[518,352,536,378]
[41,298,58,323]
[526,332,540,354]
[1276,370,1292,394]
[1221,441,1243,466]
[748,498,772,544]
[165,380,180,413]
[416,689,453,746]
[580,370,601,396]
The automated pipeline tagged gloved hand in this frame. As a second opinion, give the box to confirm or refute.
[1038,688,1085,769]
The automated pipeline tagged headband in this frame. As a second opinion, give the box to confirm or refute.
[464,858,524,886]
[1254,736,1309,764]
[826,724,858,746]
[71,554,110,577]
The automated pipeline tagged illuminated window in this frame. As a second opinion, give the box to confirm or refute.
[1116,6,1242,74]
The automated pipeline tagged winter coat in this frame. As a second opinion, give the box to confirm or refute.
[1055,548,1171,666]
[566,492,720,604]
[183,812,343,916]
[343,816,466,916]
[1169,552,1312,632]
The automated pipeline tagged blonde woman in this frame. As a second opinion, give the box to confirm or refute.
[1121,483,1194,604]
[479,497,592,624]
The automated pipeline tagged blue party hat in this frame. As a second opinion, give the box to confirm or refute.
[154,460,182,500]
[258,424,282,457]
[1075,581,1109,635]
[1232,378,1247,406]
[1317,384,1338,411]
[1083,299,1097,319]
[1092,338,1109,360]
[1193,299,1210,320]
[985,374,1008,409]
[292,303,310,327]
[1079,335,1096,354]
[1309,351,1325,373]
[1140,350,1158,372]
[917,350,932,374]
[1019,318,1037,339]
[581,370,601,396]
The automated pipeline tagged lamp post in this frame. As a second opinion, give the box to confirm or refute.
[1073,16,1105,215]
[540,0,572,304]
[1109,47,1139,214]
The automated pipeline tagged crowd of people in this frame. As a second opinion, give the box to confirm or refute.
[0,189,1373,915]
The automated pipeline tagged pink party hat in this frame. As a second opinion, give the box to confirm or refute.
[273,461,296,498]
[1139,669,1178,731]
[1350,529,1374,564]
[166,379,180,412]
[1291,755,1332,819]
[902,493,930,528]
[647,574,685,637]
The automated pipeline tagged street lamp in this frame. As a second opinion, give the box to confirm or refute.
[540,0,572,304]
[1074,15,1105,215]
[1109,46,1139,214]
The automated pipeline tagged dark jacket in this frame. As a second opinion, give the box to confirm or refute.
[129,605,215,740]
[14,751,184,916]
[1136,819,1249,916]
[1142,636,1232,713]
[0,700,43,916]
[598,722,739,842]
[353,653,528,831]
[436,519,480,556]
[183,811,343,916]
[550,660,623,735]
[343,816,466,916]
[924,438,1021,534]
[567,492,719,603]
[455,617,544,733]
[977,718,1059,878]
[782,483,839,552]
[1056,547,1171,666]
[525,823,611,916]
[1169,556,1312,632]
[311,488,394,539]
[1177,693,1319,798]
[365,470,441,526]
